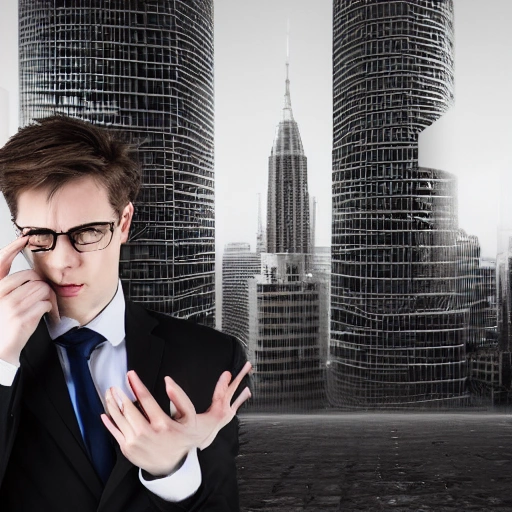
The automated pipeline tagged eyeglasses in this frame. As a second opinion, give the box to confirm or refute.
[13,221,116,253]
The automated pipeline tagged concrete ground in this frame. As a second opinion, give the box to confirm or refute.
[237,413,512,512]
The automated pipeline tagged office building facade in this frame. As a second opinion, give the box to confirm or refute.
[221,243,260,347]
[331,0,468,406]
[247,253,327,410]
[465,254,502,403]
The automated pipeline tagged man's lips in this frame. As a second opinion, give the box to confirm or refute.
[52,284,84,297]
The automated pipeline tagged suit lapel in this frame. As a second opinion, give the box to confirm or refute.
[21,319,104,499]
[99,302,165,511]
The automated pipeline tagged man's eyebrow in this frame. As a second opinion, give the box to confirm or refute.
[16,225,54,231]
[17,222,106,233]
[19,221,111,230]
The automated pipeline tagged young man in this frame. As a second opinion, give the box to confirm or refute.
[0,116,251,512]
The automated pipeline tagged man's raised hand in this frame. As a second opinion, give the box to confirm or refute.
[195,361,252,450]
[0,236,58,365]
[101,363,252,477]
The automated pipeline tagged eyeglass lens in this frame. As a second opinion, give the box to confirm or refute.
[23,224,113,253]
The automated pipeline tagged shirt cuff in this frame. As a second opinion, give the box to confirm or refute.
[139,448,202,502]
[0,359,19,386]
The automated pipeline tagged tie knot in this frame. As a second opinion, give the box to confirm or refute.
[55,327,107,359]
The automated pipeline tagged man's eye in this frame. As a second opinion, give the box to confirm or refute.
[28,232,53,247]
[74,228,104,245]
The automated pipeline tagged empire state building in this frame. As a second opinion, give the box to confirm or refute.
[246,63,327,410]
[266,63,310,255]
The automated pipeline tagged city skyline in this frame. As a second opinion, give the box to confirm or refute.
[1,1,512,261]
[219,0,502,409]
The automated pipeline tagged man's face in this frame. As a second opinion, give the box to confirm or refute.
[15,176,133,325]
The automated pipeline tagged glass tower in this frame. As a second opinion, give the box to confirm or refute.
[330,0,468,406]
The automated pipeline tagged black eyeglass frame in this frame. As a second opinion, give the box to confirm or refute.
[12,220,116,253]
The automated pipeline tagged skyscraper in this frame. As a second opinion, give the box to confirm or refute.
[496,187,512,401]
[18,0,215,325]
[330,0,467,406]
[465,250,502,404]
[221,243,260,347]
[266,62,310,255]
[247,253,328,410]
[244,63,327,410]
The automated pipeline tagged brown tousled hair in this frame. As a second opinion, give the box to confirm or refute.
[0,115,141,220]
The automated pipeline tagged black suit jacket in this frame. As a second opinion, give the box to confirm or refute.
[0,301,247,512]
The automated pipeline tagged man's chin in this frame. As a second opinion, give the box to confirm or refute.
[54,289,88,325]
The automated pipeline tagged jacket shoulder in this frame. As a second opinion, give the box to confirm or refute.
[139,306,245,368]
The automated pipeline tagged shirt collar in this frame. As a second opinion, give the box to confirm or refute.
[46,281,126,347]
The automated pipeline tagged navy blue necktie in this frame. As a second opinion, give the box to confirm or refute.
[55,327,116,484]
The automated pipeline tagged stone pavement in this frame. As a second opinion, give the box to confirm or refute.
[237,413,512,512]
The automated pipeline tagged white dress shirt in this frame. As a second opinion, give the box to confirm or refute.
[0,282,201,502]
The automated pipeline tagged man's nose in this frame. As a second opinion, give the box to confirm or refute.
[46,234,81,270]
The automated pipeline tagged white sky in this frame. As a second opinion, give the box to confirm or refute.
[1,0,511,261]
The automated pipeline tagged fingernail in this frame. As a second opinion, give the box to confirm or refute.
[111,387,124,412]
[170,400,177,418]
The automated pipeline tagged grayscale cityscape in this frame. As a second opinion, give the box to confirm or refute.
[2,0,512,510]
[222,0,503,411]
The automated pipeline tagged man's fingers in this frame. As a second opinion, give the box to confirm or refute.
[2,280,53,327]
[164,376,196,423]
[211,371,232,402]
[0,269,44,299]
[22,299,53,325]
[230,386,252,412]
[6,277,60,324]
[226,361,252,401]
[105,387,134,437]
[101,413,125,446]
[126,370,163,421]
[210,361,252,407]
[7,278,50,305]
[0,236,28,280]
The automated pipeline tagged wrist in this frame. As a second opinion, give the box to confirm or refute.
[138,449,201,502]
[0,347,21,367]
[143,449,189,478]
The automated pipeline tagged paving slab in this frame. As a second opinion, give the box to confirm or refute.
[237,413,512,511]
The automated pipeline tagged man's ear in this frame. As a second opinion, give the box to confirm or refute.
[119,202,134,244]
